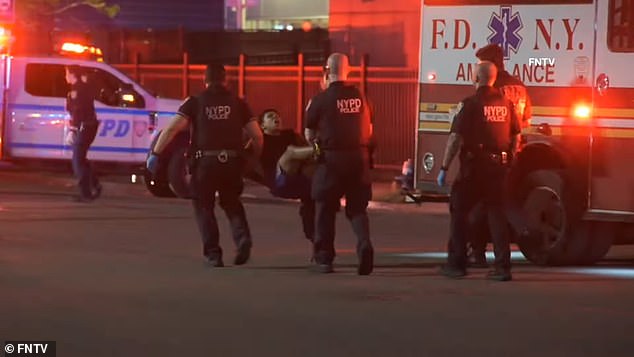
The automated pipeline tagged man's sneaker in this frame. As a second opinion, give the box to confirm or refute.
[357,249,374,276]
[233,243,251,265]
[92,183,103,199]
[468,254,489,268]
[310,263,334,274]
[205,257,224,268]
[439,265,467,279]
[486,269,512,281]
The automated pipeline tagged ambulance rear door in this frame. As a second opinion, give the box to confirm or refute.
[588,0,634,214]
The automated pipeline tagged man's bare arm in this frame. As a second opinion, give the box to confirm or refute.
[441,133,462,169]
[244,120,263,157]
[153,114,189,155]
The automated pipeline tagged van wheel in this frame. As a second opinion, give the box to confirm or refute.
[167,145,193,199]
[514,170,580,265]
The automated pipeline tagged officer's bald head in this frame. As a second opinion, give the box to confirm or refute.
[325,53,350,81]
[475,61,498,87]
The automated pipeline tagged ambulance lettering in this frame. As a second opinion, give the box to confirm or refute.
[99,119,130,138]
[534,18,583,51]
[431,19,472,50]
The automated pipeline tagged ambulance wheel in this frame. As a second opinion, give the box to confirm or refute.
[167,145,193,199]
[561,221,614,265]
[514,170,583,265]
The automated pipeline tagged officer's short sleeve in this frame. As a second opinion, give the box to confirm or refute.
[177,96,198,120]
[305,94,322,130]
[238,98,255,126]
[450,99,469,135]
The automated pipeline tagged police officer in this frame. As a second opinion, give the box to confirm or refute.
[146,64,263,267]
[65,65,102,202]
[305,53,374,275]
[437,61,521,281]
[467,43,533,267]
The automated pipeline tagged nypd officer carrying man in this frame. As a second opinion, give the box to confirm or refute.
[437,61,521,281]
[305,53,374,275]
[147,64,263,267]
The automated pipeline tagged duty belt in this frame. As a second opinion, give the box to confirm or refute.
[486,151,508,165]
[194,149,239,163]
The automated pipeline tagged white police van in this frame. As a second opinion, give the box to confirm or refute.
[0,54,184,197]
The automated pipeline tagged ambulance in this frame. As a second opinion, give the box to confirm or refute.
[0,36,183,197]
[415,0,634,265]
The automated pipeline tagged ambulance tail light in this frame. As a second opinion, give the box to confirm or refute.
[572,103,592,122]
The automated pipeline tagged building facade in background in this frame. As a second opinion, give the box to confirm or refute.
[329,0,420,68]
[225,0,328,31]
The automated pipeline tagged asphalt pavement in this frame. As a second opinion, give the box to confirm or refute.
[1,170,634,357]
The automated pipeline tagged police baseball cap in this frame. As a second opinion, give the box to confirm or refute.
[205,63,226,83]
[475,44,504,68]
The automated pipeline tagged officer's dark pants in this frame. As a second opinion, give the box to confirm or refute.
[191,157,252,260]
[448,162,511,271]
[71,122,100,199]
[299,198,316,241]
[312,152,373,264]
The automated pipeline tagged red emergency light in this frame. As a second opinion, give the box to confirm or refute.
[60,42,104,61]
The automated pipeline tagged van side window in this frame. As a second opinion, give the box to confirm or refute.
[83,67,146,109]
[25,63,69,98]
[609,0,634,52]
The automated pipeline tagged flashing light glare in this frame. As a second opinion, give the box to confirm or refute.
[427,72,436,81]
[573,103,591,120]
[61,42,104,57]
[122,94,135,102]
[131,174,137,183]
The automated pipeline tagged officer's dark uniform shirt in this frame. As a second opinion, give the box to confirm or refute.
[177,85,254,151]
[451,85,521,162]
[305,81,372,150]
[494,70,532,129]
[67,81,97,128]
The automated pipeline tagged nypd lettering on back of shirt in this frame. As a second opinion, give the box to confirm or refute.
[337,98,362,114]
[205,105,231,120]
[484,105,508,122]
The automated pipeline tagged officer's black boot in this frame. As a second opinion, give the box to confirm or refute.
[234,241,251,266]
[486,268,512,281]
[357,247,374,276]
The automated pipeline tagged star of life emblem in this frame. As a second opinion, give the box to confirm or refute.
[487,6,523,60]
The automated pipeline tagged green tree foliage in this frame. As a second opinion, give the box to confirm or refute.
[17,0,120,20]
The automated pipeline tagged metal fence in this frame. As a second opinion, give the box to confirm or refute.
[113,54,418,168]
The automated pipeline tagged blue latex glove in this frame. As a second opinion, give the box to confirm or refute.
[437,169,447,187]
[146,154,160,176]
